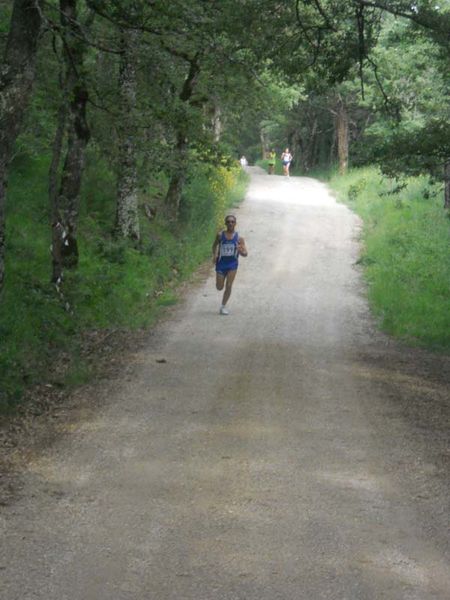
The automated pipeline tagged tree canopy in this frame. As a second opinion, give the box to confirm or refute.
[1,0,449,298]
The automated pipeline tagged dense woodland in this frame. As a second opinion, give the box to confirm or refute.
[1,0,449,411]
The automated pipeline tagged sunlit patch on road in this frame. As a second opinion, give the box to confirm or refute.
[317,470,386,494]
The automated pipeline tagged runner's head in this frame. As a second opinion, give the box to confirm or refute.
[225,214,236,231]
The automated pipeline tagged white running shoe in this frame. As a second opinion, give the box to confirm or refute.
[219,306,229,315]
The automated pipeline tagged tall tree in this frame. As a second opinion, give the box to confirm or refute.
[0,0,42,295]
[51,0,91,283]
[292,0,450,203]
[115,24,140,240]
[334,93,349,175]
[357,15,450,205]
[164,52,202,219]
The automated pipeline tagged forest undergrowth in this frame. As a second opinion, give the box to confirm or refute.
[0,154,248,414]
[328,167,450,352]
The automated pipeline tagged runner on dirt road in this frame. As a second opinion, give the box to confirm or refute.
[267,149,276,174]
[281,147,293,176]
[212,215,248,315]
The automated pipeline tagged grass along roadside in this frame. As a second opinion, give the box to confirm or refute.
[328,167,450,351]
[0,155,249,414]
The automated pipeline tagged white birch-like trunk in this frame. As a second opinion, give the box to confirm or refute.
[116,27,140,240]
[336,97,349,175]
[212,102,222,143]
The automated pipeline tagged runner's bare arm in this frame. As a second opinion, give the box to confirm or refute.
[238,237,248,257]
[212,232,221,263]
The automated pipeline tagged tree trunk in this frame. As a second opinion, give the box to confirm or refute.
[290,131,301,171]
[336,97,349,175]
[444,160,450,210]
[328,128,337,167]
[212,101,222,143]
[164,55,200,220]
[116,27,140,240]
[165,134,188,220]
[260,128,268,160]
[0,0,41,294]
[51,0,91,283]
[49,102,68,284]
[307,118,318,171]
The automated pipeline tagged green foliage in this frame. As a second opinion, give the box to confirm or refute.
[0,153,248,413]
[0,156,71,410]
[330,167,450,350]
[358,17,450,179]
[256,3,450,178]
[3,0,450,415]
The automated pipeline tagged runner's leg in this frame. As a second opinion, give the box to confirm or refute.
[216,272,225,291]
[222,270,237,306]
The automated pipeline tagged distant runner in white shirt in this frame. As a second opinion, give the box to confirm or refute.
[281,148,293,176]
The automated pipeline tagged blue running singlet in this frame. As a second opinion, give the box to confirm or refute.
[215,231,239,273]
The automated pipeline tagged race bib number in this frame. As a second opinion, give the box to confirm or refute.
[221,242,235,257]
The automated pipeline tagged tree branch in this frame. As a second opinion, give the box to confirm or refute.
[357,0,448,33]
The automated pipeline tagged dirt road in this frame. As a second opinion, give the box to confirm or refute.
[1,167,449,599]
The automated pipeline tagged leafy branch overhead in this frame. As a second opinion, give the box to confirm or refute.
[1,0,450,304]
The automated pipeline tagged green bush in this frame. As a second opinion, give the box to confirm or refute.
[0,154,249,413]
[329,167,450,351]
